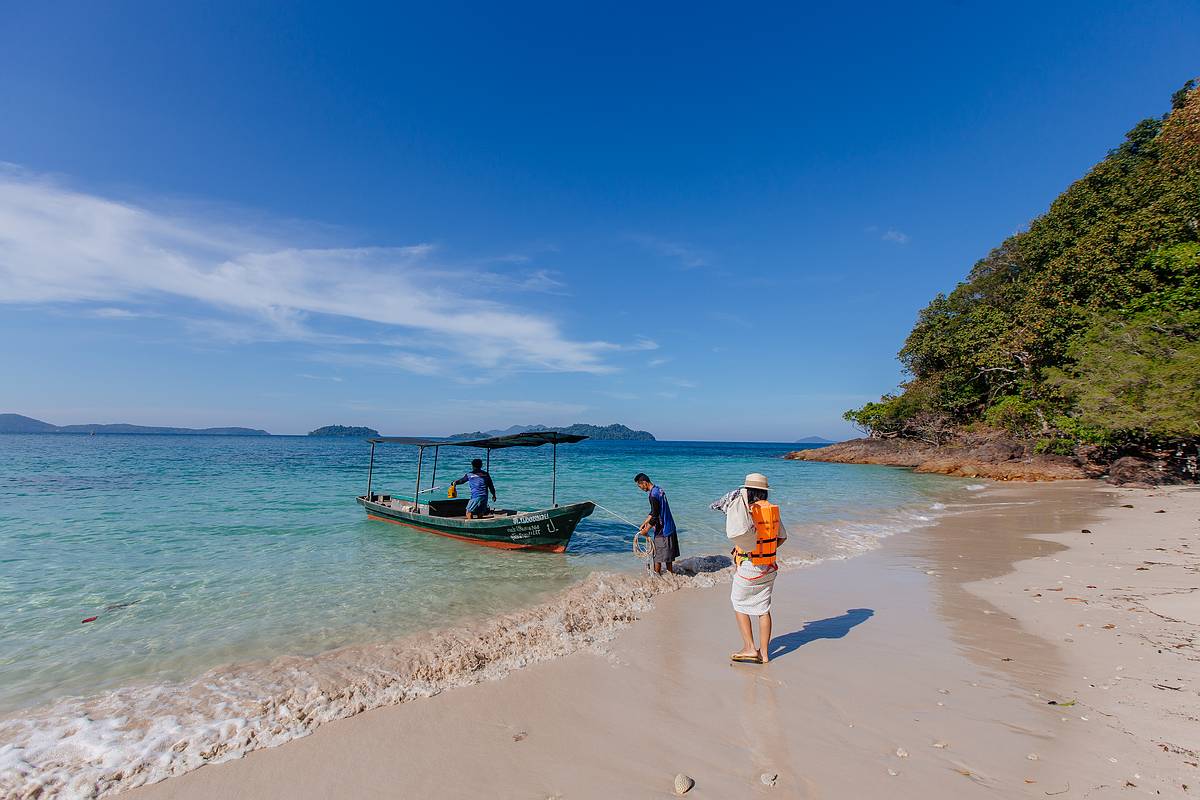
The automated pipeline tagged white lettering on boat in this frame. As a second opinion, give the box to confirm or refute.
[514,513,549,525]
[509,529,539,539]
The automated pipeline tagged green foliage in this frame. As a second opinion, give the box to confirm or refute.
[1173,79,1197,111]
[843,395,908,437]
[984,396,1042,436]
[847,79,1200,452]
[1046,309,1200,443]
[842,383,954,443]
[1034,437,1077,456]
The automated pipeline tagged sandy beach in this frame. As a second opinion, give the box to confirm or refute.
[114,482,1198,799]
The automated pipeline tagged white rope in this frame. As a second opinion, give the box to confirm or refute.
[590,501,653,557]
[590,501,726,558]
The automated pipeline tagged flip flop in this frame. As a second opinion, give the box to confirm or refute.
[730,653,763,664]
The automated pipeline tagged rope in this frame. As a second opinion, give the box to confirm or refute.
[590,501,641,528]
[590,501,726,558]
[590,501,653,558]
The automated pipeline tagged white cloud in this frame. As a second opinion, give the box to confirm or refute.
[298,373,344,382]
[647,357,669,367]
[626,234,710,269]
[881,229,910,244]
[89,307,143,319]
[0,166,614,374]
[442,398,588,421]
[707,311,751,328]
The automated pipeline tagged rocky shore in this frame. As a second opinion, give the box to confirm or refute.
[786,432,1193,485]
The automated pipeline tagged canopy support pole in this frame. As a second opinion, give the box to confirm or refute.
[414,447,424,511]
[430,446,438,492]
[366,441,375,499]
[486,450,490,471]
[551,440,558,507]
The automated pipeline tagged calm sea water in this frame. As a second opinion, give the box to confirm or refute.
[0,434,968,715]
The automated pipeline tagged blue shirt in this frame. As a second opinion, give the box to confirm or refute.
[648,485,677,536]
[453,469,495,500]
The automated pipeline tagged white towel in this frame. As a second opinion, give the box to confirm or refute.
[730,561,777,615]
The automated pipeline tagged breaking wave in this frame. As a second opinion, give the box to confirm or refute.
[0,496,963,799]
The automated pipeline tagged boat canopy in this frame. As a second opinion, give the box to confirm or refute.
[363,430,588,507]
[367,431,588,449]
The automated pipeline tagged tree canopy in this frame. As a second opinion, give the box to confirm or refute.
[847,79,1200,455]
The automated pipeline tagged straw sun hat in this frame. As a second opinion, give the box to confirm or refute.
[742,473,769,491]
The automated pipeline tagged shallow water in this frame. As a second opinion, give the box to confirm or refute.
[0,434,967,716]
[0,434,984,797]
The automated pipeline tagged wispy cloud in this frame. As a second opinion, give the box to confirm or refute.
[442,398,588,421]
[648,357,669,367]
[0,166,614,375]
[88,306,144,319]
[706,311,751,328]
[515,268,568,294]
[866,225,910,245]
[625,234,710,269]
[298,373,344,382]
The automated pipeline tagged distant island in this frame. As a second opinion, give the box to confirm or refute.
[451,423,655,441]
[795,436,836,444]
[0,413,270,436]
[308,425,381,437]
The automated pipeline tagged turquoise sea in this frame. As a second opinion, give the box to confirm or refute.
[0,434,975,795]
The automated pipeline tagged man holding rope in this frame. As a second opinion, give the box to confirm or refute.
[634,473,679,575]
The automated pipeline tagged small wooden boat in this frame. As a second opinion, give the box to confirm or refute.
[356,431,595,552]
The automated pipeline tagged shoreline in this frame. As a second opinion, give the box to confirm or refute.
[0,469,954,799]
[785,436,1093,481]
[6,482,1196,798]
[115,481,1199,799]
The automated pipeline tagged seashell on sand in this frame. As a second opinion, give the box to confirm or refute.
[674,773,695,795]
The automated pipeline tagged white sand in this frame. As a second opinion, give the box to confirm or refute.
[121,482,1198,799]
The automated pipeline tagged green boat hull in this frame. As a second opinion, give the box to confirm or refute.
[357,496,595,552]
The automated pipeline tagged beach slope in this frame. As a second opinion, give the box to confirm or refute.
[124,483,1199,799]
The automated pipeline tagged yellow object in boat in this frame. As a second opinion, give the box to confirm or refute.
[447,483,457,498]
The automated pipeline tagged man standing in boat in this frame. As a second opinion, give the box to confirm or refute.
[634,473,679,574]
[452,458,497,519]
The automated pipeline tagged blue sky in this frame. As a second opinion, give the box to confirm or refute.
[1,1,1196,440]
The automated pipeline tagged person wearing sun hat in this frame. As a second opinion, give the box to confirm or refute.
[714,472,787,664]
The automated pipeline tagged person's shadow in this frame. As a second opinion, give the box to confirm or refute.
[768,608,875,660]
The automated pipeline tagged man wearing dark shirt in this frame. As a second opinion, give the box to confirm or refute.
[634,472,679,574]
[452,458,497,519]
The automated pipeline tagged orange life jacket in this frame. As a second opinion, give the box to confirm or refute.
[736,501,780,568]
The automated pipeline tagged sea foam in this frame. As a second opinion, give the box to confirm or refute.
[0,560,730,799]
[0,502,953,799]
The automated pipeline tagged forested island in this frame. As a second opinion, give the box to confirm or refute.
[308,425,381,437]
[793,80,1199,485]
[451,423,656,441]
[0,413,269,436]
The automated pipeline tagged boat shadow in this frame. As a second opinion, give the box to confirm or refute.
[768,608,875,660]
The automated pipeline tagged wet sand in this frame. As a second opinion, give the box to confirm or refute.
[124,482,1199,799]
